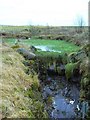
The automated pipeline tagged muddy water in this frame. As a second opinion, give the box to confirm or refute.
[41,76,81,119]
[32,45,89,119]
[33,45,81,118]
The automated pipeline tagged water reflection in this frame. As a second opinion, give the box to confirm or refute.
[42,76,80,119]
[35,45,61,53]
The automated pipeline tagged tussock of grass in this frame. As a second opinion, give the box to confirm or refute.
[0,44,48,118]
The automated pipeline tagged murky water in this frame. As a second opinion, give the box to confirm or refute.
[41,76,81,119]
[29,45,88,119]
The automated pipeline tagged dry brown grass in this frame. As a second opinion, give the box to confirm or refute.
[0,43,45,118]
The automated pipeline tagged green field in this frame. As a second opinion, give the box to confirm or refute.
[3,38,80,57]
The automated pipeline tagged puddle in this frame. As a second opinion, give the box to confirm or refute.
[35,45,61,53]
[35,45,49,51]
[52,95,76,118]
[41,76,81,119]
[51,91,77,118]
[28,45,88,119]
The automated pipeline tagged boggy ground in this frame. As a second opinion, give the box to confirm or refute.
[1,40,90,119]
[0,43,48,119]
[21,45,89,119]
[38,72,80,118]
[29,60,80,119]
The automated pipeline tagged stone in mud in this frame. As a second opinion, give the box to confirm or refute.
[17,48,36,60]
[30,45,37,53]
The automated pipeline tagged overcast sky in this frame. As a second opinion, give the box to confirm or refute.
[0,0,89,26]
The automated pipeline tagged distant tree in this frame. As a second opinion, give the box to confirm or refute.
[45,23,50,35]
[75,16,85,33]
[29,25,34,36]
[29,24,40,36]
[77,16,85,26]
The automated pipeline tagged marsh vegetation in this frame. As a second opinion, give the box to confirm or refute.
[0,25,90,119]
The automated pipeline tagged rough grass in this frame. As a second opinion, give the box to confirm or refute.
[1,25,88,46]
[0,43,48,118]
[3,38,80,55]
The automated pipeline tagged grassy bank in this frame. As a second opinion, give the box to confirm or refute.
[0,43,48,118]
